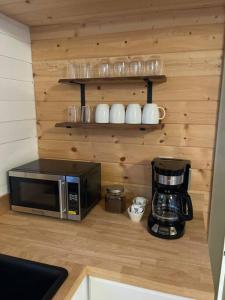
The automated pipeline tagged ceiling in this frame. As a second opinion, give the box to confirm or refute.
[0,0,225,27]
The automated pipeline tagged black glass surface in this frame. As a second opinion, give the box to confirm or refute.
[152,192,183,223]
[10,177,60,211]
[0,254,68,300]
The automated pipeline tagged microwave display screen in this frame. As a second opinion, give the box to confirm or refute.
[10,177,60,211]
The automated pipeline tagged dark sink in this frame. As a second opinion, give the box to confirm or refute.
[0,253,68,300]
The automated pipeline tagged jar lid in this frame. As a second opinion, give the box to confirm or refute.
[106,185,124,194]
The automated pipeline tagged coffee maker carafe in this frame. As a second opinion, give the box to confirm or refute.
[148,158,193,239]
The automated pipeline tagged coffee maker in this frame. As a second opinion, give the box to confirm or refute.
[148,158,193,239]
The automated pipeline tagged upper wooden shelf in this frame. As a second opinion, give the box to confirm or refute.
[58,75,167,85]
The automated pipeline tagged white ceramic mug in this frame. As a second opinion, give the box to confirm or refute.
[142,103,166,124]
[125,104,142,124]
[95,104,110,123]
[133,197,148,208]
[110,104,125,124]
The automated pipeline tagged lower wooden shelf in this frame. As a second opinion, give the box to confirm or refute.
[55,122,162,131]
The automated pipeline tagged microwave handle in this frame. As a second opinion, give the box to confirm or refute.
[58,180,66,219]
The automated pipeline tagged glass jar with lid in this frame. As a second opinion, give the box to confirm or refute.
[105,185,126,213]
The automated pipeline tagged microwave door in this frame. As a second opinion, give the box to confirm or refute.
[9,172,67,219]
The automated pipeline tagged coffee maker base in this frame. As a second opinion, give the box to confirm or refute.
[147,217,185,239]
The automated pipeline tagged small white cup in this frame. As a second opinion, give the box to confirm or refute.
[130,204,144,214]
[133,197,148,208]
[125,104,142,124]
[142,103,166,124]
[95,104,110,123]
[128,205,144,223]
[110,104,125,124]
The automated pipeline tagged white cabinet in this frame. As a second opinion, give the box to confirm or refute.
[72,276,192,300]
[72,277,88,300]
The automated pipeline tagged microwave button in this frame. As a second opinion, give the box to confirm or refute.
[69,194,78,202]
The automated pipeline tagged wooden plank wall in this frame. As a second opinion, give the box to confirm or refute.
[31,6,225,227]
[0,13,38,196]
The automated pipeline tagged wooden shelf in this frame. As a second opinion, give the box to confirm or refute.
[55,122,162,131]
[58,75,167,85]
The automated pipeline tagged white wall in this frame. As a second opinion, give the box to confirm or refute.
[0,13,38,196]
[208,51,225,299]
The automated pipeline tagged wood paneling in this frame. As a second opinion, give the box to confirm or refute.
[36,100,218,125]
[0,12,30,42]
[33,51,222,80]
[31,7,225,40]
[31,24,224,60]
[0,101,36,122]
[38,139,213,170]
[31,7,225,226]
[0,137,38,193]
[0,56,32,80]
[0,31,31,61]
[38,121,216,148]
[0,0,225,26]
[0,120,36,144]
[35,76,221,102]
[0,78,34,101]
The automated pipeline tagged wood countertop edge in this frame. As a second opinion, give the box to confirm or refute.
[54,264,214,300]
[0,194,10,215]
[87,266,214,300]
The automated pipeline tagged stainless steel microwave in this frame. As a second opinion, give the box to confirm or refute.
[8,159,101,221]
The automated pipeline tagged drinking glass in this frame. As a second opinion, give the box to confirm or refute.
[113,61,129,77]
[98,61,112,77]
[145,57,164,75]
[79,63,93,78]
[81,105,94,123]
[67,105,80,122]
[129,60,144,76]
[67,63,78,78]
[144,60,154,76]
[66,63,75,78]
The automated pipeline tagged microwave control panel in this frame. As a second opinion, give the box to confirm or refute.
[66,177,80,219]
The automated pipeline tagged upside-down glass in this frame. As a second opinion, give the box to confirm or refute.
[145,57,164,75]
[129,60,144,76]
[67,105,80,123]
[79,63,93,78]
[113,61,129,77]
[98,61,112,77]
[81,105,94,123]
[66,63,75,78]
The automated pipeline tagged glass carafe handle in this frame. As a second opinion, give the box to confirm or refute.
[183,193,193,221]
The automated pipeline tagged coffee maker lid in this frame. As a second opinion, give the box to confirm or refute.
[152,158,191,176]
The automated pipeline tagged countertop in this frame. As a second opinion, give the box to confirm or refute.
[0,202,214,300]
